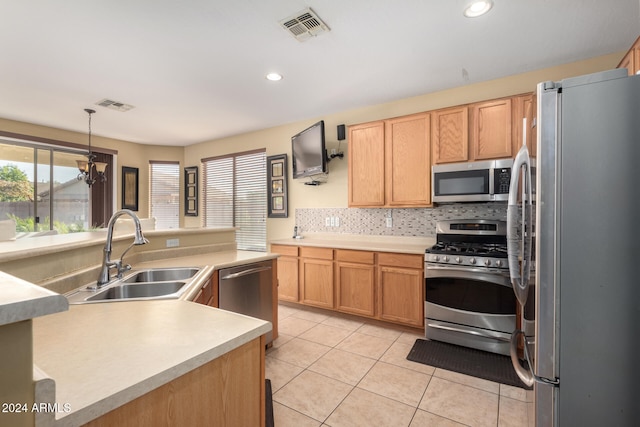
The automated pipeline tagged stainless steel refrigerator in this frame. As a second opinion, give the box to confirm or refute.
[507,68,640,427]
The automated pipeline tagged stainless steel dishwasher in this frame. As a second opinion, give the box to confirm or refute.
[219,260,274,344]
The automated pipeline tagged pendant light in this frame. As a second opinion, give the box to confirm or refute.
[76,108,107,187]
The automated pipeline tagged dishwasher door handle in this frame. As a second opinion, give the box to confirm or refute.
[220,265,272,280]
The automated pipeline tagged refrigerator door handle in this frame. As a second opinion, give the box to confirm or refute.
[507,142,533,306]
[510,330,560,387]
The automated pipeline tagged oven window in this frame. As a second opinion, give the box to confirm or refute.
[434,170,489,196]
[426,277,515,315]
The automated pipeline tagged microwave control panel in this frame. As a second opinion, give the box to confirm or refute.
[494,168,511,194]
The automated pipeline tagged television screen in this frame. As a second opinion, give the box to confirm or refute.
[291,120,327,179]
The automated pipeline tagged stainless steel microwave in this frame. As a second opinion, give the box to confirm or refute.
[432,159,514,203]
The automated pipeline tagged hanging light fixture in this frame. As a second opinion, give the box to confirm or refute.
[76,108,107,187]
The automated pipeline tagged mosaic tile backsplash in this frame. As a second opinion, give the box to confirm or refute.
[295,203,508,237]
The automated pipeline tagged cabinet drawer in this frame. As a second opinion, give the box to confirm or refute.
[335,249,374,264]
[377,252,423,269]
[300,246,334,260]
[271,244,298,257]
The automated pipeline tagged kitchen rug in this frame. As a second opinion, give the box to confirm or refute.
[407,339,531,389]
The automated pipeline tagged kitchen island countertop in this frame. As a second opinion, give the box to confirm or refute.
[32,300,271,426]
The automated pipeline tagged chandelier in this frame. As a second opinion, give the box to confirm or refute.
[76,108,107,187]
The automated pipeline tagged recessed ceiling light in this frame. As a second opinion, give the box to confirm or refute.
[463,0,494,18]
[266,73,283,81]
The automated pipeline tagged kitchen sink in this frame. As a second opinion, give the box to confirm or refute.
[121,268,200,283]
[86,281,188,301]
[65,266,203,304]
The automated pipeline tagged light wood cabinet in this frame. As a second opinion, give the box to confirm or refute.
[385,113,431,206]
[300,247,334,309]
[335,250,375,317]
[272,244,299,302]
[512,93,537,157]
[193,272,218,307]
[618,36,640,75]
[469,98,513,160]
[348,113,431,207]
[84,337,265,427]
[348,121,386,207]
[432,106,469,164]
[377,253,424,327]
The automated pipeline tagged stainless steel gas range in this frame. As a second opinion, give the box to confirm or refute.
[424,219,520,356]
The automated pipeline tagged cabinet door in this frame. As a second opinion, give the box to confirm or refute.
[432,106,469,164]
[512,93,537,157]
[300,258,334,309]
[336,261,375,317]
[277,256,299,302]
[619,49,635,76]
[348,121,386,207]
[385,113,431,206]
[470,98,513,160]
[377,265,424,327]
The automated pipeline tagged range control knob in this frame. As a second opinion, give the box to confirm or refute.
[469,258,476,265]
[484,259,491,266]
[455,257,462,263]
[443,256,449,262]
[495,260,502,267]
[433,255,440,262]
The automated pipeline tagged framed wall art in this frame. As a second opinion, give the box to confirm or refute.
[122,166,139,211]
[267,154,288,218]
[184,166,198,216]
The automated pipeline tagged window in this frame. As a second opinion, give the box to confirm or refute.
[0,139,92,233]
[149,161,180,229]
[203,149,266,251]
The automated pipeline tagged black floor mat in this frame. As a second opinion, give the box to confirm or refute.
[407,339,531,389]
[265,378,274,427]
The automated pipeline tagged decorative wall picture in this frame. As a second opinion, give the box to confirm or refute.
[267,154,288,218]
[184,166,198,216]
[122,166,139,211]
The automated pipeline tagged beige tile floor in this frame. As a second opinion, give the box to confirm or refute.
[266,303,531,427]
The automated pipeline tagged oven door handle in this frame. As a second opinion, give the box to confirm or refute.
[425,265,511,287]
[427,322,510,342]
[507,143,533,306]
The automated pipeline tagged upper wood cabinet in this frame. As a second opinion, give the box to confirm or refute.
[385,113,431,206]
[432,106,468,164]
[618,36,640,75]
[469,98,513,160]
[348,112,431,208]
[348,121,386,207]
[512,93,537,157]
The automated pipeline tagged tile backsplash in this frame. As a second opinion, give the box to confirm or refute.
[295,203,508,237]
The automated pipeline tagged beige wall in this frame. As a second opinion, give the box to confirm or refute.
[0,51,624,240]
[0,118,183,222]
[184,52,624,241]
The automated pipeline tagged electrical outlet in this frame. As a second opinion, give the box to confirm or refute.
[330,216,336,227]
[325,217,331,227]
[335,217,340,227]
[386,217,393,228]
[166,238,180,248]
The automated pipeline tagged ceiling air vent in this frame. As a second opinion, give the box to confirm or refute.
[279,8,330,42]
[95,99,135,112]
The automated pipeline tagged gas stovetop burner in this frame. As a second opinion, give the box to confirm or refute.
[427,242,508,258]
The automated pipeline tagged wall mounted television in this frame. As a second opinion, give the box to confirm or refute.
[291,120,327,179]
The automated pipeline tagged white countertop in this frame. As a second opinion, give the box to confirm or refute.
[32,300,271,427]
[0,271,68,326]
[270,233,435,255]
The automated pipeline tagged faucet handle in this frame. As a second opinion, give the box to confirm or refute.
[117,263,131,278]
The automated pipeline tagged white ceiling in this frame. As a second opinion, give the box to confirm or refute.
[1,0,638,146]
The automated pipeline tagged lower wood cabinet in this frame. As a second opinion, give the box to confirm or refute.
[377,252,424,327]
[83,336,265,427]
[272,244,299,302]
[335,250,375,317]
[300,247,334,309]
[272,244,424,328]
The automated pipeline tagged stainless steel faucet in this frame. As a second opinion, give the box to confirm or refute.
[96,209,149,286]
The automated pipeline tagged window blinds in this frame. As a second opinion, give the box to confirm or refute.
[203,150,266,251]
[149,161,180,229]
